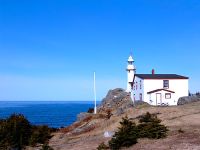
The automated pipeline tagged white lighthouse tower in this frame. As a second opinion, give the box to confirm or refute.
[126,55,136,93]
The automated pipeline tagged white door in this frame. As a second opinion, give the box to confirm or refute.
[156,93,162,105]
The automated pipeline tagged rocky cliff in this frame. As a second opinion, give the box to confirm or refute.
[98,88,133,115]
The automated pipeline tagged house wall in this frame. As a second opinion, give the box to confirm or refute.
[148,91,176,105]
[133,78,189,105]
[133,76,144,102]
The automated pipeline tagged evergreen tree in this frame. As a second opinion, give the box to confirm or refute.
[0,114,31,150]
[0,114,54,149]
[97,142,109,150]
[41,143,54,150]
[30,125,52,146]
[109,116,138,150]
[137,112,168,139]
[108,112,168,149]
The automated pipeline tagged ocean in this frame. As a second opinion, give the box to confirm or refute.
[0,101,100,128]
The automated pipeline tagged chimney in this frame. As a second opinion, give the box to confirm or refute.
[152,69,155,75]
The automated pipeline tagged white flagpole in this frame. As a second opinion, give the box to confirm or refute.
[94,72,97,114]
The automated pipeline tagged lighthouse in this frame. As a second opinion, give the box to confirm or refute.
[126,55,136,94]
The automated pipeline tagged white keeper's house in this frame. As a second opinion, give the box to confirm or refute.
[126,55,189,106]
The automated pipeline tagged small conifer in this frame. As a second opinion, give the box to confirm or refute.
[97,142,109,150]
[109,116,138,150]
[137,112,168,139]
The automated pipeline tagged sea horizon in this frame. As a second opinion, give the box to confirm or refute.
[0,101,101,128]
[0,100,102,102]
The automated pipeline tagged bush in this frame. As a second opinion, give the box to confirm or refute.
[0,114,32,149]
[0,114,55,150]
[87,108,94,113]
[108,112,168,149]
[41,143,54,150]
[137,112,168,139]
[97,142,109,150]
[106,109,112,119]
[109,116,138,150]
[30,125,53,146]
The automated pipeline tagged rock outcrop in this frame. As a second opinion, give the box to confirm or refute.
[77,112,93,122]
[177,95,200,105]
[72,88,133,135]
[97,88,134,115]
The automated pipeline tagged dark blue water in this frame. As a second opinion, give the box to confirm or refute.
[0,101,100,128]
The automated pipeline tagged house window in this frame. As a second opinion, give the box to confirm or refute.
[163,80,169,88]
[140,80,142,89]
[140,93,142,101]
[165,93,171,99]
[136,82,138,90]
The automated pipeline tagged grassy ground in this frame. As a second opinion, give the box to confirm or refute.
[49,101,200,150]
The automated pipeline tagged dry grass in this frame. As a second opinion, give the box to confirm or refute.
[49,101,200,150]
[60,115,93,133]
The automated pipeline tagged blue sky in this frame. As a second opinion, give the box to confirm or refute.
[0,0,200,101]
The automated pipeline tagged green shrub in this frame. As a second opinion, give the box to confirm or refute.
[106,109,112,119]
[97,142,109,150]
[87,108,94,113]
[137,112,168,139]
[0,114,55,150]
[108,112,168,149]
[109,116,138,150]
[0,114,32,149]
[30,125,53,146]
[41,143,54,150]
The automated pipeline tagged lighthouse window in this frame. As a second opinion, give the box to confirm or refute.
[140,80,142,89]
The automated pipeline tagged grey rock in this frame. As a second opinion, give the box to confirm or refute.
[133,100,150,106]
[77,112,92,121]
[104,131,114,138]
[72,122,95,135]
[177,95,200,105]
[116,108,124,116]
[98,88,133,115]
